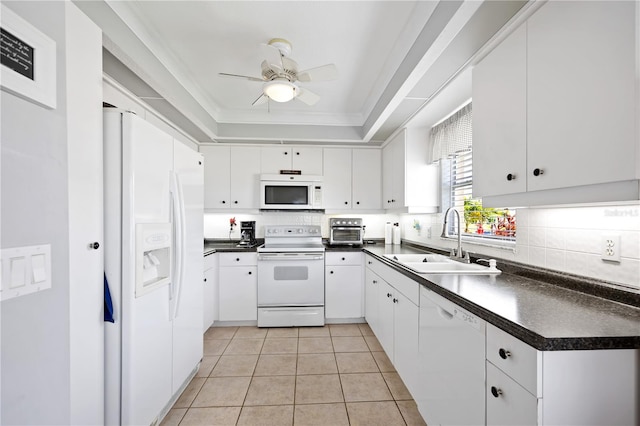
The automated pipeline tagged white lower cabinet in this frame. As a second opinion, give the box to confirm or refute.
[203,253,218,332]
[486,362,538,425]
[364,255,420,398]
[218,253,257,321]
[325,252,364,320]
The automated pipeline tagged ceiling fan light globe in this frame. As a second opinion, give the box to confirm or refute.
[264,80,296,102]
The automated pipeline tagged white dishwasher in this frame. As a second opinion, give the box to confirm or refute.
[417,286,486,426]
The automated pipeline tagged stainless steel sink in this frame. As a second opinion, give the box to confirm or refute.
[401,261,501,275]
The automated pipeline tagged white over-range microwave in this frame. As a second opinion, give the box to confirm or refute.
[259,174,323,210]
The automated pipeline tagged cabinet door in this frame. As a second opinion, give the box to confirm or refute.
[218,266,257,321]
[486,362,538,426]
[325,265,363,319]
[393,293,419,397]
[323,148,352,209]
[203,266,217,332]
[201,145,231,208]
[229,146,260,208]
[364,266,380,336]
[377,280,395,360]
[260,146,292,174]
[292,147,323,175]
[382,143,394,208]
[526,1,636,192]
[472,24,527,198]
[352,149,381,210]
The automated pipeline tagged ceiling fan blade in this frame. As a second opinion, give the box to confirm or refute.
[260,43,284,72]
[219,72,264,82]
[252,93,268,106]
[297,64,338,82]
[296,88,320,106]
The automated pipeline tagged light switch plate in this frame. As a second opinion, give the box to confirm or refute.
[1,244,52,301]
[601,234,621,263]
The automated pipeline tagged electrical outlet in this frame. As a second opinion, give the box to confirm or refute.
[601,234,621,263]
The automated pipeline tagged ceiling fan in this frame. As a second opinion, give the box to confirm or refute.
[219,38,338,106]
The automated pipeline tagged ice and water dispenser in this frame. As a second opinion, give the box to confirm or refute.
[135,223,172,297]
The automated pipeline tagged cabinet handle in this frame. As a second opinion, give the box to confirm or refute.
[490,386,503,398]
[498,348,511,359]
[89,242,100,250]
[393,298,398,303]
[506,173,516,181]
[391,199,396,203]
[533,168,544,176]
[387,293,392,298]
[372,280,377,284]
[368,261,372,264]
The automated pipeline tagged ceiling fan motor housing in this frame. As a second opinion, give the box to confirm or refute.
[261,58,298,82]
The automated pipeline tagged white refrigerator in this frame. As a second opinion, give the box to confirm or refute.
[103,110,204,425]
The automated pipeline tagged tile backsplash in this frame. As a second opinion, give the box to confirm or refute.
[204,202,640,290]
[402,202,640,290]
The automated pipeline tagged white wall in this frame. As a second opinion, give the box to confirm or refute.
[1,2,103,424]
[402,203,640,290]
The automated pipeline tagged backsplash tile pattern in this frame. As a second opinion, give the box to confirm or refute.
[204,202,639,289]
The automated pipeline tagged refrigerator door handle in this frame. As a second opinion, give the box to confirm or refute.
[170,172,186,319]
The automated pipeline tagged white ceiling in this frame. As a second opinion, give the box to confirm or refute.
[75,0,529,145]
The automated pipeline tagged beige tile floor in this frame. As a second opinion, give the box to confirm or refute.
[161,323,427,426]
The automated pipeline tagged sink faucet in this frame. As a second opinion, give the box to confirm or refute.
[440,207,469,262]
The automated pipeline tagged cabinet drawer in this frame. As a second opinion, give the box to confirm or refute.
[326,251,363,266]
[486,361,538,426]
[365,255,419,305]
[487,323,540,396]
[219,252,257,266]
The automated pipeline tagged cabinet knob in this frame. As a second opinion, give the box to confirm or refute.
[295,152,300,156]
[284,151,288,155]
[498,348,511,359]
[387,293,392,298]
[330,270,334,274]
[368,261,372,264]
[222,200,226,204]
[533,168,544,176]
[356,201,360,205]
[236,258,240,262]
[490,386,503,398]
[248,271,252,275]
[391,199,396,203]
[204,278,207,282]
[506,173,516,181]
[372,280,377,284]
[341,257,345,261]
[344,201,348,205]
[89,242,100,250]
[234,200,238,204]
[393,298,398,303]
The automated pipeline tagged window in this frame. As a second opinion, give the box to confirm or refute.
[432,103,516,243]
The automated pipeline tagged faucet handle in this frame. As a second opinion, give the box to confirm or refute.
[477,258,497,269]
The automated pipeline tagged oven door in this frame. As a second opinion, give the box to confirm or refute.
[257,252,325,306]
[329,227,363,245]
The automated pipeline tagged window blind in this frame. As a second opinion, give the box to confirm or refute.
[431,102,472,162]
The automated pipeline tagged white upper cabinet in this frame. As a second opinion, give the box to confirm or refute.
[323,148,382,211]
[382,128,439,213]
[352,149,382,210]
[473,1,639,205]
[201,145,261,209]
[260,146,323,175]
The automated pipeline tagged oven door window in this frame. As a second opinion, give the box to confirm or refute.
[331,227,361,242]
[264,185,308,205]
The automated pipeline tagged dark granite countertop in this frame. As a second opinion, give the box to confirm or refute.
[363,244,640,351]
[204,239,263,255]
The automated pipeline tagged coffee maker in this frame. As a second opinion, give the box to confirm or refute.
[237,221,257,248]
